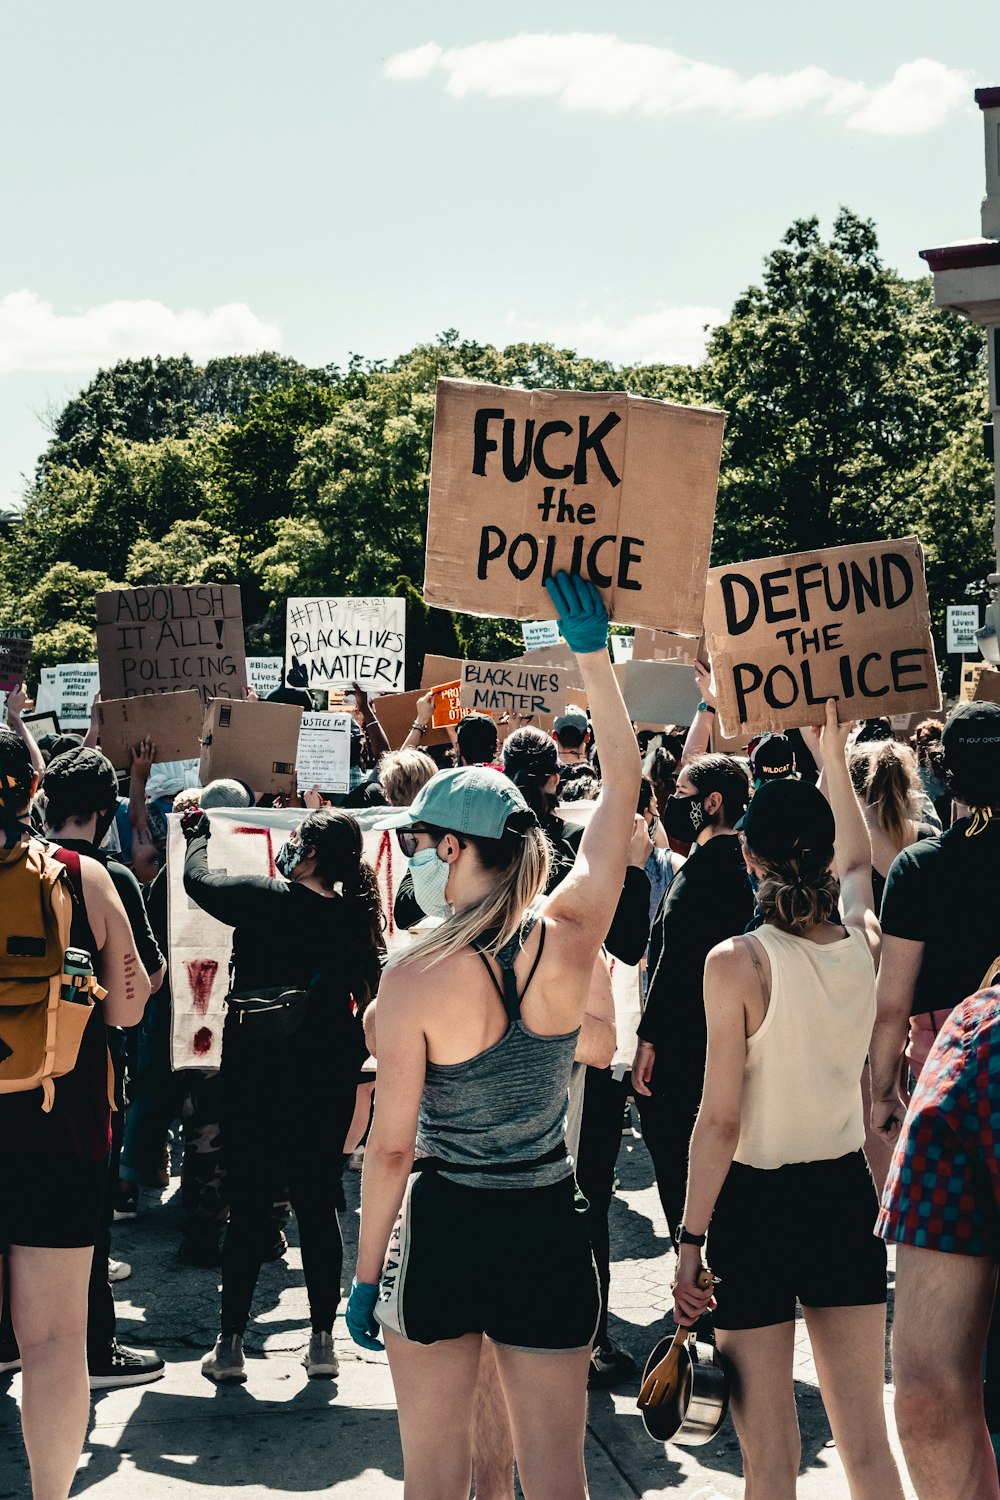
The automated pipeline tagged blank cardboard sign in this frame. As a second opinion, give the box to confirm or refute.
[424,379,724,632]
[704,536,942,739]
[613,660,702,725]
[97,692,204,770]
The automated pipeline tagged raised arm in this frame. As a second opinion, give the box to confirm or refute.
[678,660,717,769]
[541,575,641,955]
[401,690,436,752]
[817,699,878,958]
[354,683,390,759]
[5,685,45,783]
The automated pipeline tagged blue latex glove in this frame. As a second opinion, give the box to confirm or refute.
[345,1277,384,1351]
[544,571,609,655]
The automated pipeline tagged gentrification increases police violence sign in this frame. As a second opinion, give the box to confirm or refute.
[703,536,942,738]
[423,379,725,633]
[96,586,247,706]
[285,597,405,691]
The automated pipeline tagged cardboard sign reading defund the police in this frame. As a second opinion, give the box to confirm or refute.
[704,537,942,738]
[96,585,247,706]
[460,660,563,718]
[424,379,724,632]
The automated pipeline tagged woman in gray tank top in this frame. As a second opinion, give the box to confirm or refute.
[344,574,640,1500]
[674,699,903,1500]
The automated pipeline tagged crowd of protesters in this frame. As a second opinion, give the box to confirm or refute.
[2,579,1000,1500]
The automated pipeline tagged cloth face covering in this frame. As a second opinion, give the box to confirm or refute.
[662,792,706,843]
[408,845,452,918]
[276,839,307,879]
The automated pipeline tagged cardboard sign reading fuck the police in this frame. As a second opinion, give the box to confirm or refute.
[424,379,724,633]
[704,536,942,737]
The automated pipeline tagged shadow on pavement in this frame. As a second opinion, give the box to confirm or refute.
[75,1364,405,1493]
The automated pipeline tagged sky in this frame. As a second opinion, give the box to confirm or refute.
[0,0,996,511]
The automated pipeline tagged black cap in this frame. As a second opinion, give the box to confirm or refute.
[748,733,796,787]
[44,747,120,821]
[942,701,1000,778]
[0,729,34,820]
[736,777,835,867]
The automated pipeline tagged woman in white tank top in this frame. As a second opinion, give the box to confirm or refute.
[673,700,904,1500]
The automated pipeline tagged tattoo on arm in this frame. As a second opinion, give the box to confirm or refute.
[123,950,138,1004]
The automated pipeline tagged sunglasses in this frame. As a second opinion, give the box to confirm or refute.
[395,826,465,858]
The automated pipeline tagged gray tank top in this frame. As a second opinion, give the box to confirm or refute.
[415,917,579,1189]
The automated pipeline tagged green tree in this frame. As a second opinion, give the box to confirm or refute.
[703,209,988,563]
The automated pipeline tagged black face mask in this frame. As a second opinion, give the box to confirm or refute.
[662,792,706,843]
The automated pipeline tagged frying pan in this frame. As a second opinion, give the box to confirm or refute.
[637,1328,729,1445]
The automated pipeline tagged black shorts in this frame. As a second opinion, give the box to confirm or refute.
[708,1151,887,1330]
[0,1151,109,1250]
[376,1171,600,1351]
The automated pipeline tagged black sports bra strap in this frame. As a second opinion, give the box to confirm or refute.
[517,920,547,1011]
[474,949,507,1006]
[473,917,547,1023]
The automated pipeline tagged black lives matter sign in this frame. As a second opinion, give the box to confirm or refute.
[96,585,247,707]
[423,379,724,633]
[704,537,942,738]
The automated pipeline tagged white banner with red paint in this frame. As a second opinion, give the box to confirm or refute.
[167,805,406,1071]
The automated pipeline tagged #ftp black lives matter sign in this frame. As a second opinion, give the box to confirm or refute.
[704,536,942,739]
[423,379,725,633]
[96,585,248,707]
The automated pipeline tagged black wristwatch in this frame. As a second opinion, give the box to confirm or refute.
[696,701,716,715]
[674,1223,707,1248]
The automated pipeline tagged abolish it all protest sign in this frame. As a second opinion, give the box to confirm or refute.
[704,536,942,739]
[423,379,725,633]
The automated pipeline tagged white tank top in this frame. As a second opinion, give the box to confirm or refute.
[733,924,875,1170]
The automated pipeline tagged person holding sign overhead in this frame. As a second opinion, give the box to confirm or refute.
[346,573,640,1500]
[674,701,903,1500]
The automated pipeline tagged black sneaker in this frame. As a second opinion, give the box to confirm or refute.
[588,1342,637,1389]
[88,1341,165,1389]
[112,1187,139,1222]
[262,1231,288,1263]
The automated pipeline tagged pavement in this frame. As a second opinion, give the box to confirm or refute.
[0,1115,917,1498]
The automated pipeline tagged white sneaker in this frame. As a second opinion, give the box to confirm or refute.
[201,1334,246,1384]
[108,1257,132,1283]
[302,1330,339,1379]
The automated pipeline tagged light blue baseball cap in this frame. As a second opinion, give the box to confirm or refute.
[374,766,531,840]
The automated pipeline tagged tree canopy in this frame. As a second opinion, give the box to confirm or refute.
[0,209,990,690]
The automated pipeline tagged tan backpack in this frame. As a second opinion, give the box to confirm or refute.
[0,834,107,1111]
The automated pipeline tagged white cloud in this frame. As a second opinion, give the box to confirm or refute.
[513,303,724,366]
[384,34,970,135]
[841,59,970,135]
[0,290,282,375]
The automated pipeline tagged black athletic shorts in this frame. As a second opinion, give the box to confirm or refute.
[708,1150,887,1330]
[376,1170,600,1351]
[0,1151,109,1250]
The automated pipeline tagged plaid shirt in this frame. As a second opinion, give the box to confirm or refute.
[877,986,1000,1257]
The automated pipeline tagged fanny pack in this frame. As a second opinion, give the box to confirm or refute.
[225,986,311,1041]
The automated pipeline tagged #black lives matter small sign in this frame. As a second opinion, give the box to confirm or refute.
[96,585,247,707]
[704,536,942,739]
[423,379,725,633]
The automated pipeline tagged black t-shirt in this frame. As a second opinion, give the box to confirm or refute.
[638,833,755,1057]
[880,817,1000,1015]
[183,830,382,1006]
[53,838,165,978]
